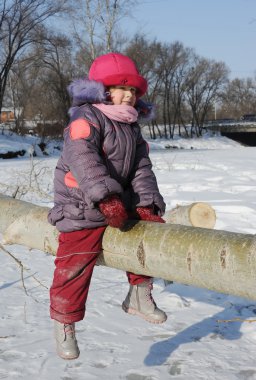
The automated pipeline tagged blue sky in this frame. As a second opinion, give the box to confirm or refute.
[126,0,256,79]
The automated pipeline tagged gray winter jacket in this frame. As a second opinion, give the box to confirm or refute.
[48,79,165,232]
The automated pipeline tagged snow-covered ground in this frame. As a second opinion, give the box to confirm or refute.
[0,132,256,380]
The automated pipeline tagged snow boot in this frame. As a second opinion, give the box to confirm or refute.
[122,280,167,324]
[54,321,80,360]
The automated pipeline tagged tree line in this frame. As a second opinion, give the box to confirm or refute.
[1,0,256,140]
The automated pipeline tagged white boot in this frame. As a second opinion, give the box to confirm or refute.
[54,321,80,360]
[122,280,167,324]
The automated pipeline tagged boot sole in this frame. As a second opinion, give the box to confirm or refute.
[122,303,167,324]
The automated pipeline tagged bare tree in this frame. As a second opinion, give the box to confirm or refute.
[38,33,73,124]
[6,30,74,138]
[185,56,229,136]
[0,0,68,114]
[72,0,139,64]
[169,46,193,137]
[7,55,40,134]
[156,42,193,138]
[220,77,256,119]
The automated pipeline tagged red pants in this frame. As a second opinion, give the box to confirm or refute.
[50,227,151,323]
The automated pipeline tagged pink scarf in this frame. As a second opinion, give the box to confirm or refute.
[93,103,138,124]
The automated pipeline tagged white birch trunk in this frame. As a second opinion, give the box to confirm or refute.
[0,194,255,300]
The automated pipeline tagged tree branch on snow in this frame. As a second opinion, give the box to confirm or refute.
[0,243,49,302]
[0,243,29,296]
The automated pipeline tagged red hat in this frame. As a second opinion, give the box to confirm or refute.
[88,53,148,97]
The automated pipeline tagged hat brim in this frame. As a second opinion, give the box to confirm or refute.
[99,73,148,97]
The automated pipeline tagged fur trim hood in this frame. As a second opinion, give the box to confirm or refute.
[67,78,155,122]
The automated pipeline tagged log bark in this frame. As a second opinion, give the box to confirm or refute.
[0,194,58,254]
[0,194,255,300]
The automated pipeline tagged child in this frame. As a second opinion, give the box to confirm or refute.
[48,52,167,360]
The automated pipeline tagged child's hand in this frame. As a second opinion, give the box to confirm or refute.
[136,207,165,223]
[99,195,128,228]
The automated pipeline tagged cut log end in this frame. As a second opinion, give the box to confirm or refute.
[164,202,216,229]
[189,202,216,228]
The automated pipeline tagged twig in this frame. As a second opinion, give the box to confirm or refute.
[0,243,49,302]
[12,185,19,199]
[31,274,48,289]
[0,243,29,296]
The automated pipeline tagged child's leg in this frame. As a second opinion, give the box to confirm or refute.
[123,272,167,324]
[126,272,152,285]
[50,227,106,324]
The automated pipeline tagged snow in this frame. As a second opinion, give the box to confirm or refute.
[0,131,256,380]
[0,131,62,158]
[0,133,35,156]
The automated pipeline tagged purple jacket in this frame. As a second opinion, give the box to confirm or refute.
[48,78,165,232]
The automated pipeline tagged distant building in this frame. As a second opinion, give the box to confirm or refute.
[0,107,15,123]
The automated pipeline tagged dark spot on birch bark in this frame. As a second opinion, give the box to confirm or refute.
[187,251,192,275]
[137,240,145,267]
[220,249,226,269]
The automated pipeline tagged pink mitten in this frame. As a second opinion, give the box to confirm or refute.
[136,206,165,223]
[99,195,128,228]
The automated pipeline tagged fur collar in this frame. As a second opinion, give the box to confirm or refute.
[67,78,155,122]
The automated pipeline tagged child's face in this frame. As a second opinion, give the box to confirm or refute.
[109,86,137,106]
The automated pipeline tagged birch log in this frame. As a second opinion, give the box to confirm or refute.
[0,194,255,300]
[164,202,216,228]
[0,194,58,254]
